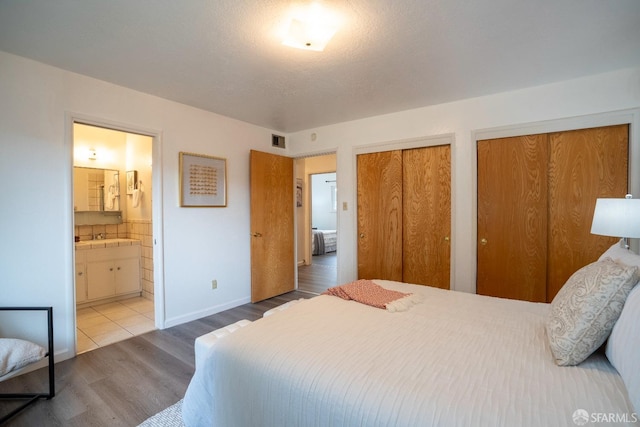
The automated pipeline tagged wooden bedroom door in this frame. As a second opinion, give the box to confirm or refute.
[477,134,549,302]
[357,150,403,281]
[250,150,295,302]
[403,145,451,289]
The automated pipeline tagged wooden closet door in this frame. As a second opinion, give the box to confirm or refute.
[403,145,451,289]
[547,124,629,300]
[477,135,549,302]
[357,150,403,281]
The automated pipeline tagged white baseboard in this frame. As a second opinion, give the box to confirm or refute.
[162,296,251,329]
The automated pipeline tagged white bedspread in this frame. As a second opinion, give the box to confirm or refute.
[182,281,637,427]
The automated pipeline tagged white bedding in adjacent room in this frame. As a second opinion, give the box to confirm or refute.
[312,229,337,255]
[182,280,637,427]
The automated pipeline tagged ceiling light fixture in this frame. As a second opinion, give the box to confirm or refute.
[282,3,339,52]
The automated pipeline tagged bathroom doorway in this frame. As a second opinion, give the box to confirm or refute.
[72,122,156,353]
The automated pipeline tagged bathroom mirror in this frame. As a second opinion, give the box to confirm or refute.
[74,167,123,225]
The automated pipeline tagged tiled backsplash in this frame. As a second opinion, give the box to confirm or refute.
[127,220,154,300]
[76,223,128,241]
[74,219,154,300]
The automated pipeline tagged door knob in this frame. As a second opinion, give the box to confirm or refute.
[251,232,262,237]
[359,233,365,238]
[444,236,450,242]
[480,238,487,245]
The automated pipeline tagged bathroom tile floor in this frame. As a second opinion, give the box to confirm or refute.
[76,297,155,354]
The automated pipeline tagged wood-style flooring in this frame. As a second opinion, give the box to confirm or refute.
[0,291,310,427]
[297,252,337,294]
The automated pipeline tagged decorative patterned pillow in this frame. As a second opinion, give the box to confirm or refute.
[546,257,639,366]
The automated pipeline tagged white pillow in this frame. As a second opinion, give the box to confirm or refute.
[599,239,640,272]
[546,258,639,366]
[0,338,46,377]
[606,281,640,413]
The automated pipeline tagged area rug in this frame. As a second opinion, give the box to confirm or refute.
[138,399,185,427]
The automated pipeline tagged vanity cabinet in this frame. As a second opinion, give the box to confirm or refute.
[75,251,88,304]
[75,242,141,305]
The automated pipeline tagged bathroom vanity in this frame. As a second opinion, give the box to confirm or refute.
[75,239,141,306]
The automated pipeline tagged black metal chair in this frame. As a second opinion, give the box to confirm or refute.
[0,307,55,424]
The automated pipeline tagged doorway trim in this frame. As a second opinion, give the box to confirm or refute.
[65,112,165,354]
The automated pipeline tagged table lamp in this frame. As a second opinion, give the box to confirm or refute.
[591,194,640,249]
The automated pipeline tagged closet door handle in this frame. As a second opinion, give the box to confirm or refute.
[251,232,262,237]
[480,238,488,246]
[359,233,365,238]
[444,236,450,242]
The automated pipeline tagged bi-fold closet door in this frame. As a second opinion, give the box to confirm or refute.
[477,124,629,303]
[357,144,451,289]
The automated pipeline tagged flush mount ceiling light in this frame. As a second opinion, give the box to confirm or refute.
[281,3,339,52]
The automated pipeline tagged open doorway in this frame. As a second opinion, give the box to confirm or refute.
[295,153,337,294]
[72,122,156,353]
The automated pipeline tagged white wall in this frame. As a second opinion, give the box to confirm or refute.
[287,67,640,292]
[2,48,638,366]
[0,51,285,363]
[311,173,337,230]
[125,133,153,221]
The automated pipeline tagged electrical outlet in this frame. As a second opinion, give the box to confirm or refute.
[211,279,217,289]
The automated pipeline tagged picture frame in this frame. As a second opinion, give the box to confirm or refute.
[296,178,303,207]
[126,170,137,195]
[179,152,227,207]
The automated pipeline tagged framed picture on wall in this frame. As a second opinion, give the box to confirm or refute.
[296,178,303,207]
[179,152,227,207]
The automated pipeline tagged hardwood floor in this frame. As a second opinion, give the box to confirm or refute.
[0,291,310,427]
[297,252,337,294]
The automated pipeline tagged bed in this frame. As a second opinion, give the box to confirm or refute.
[182,243,640,427]
[312,229,337,255]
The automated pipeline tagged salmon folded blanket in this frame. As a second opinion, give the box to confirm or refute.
[322,279,423,312]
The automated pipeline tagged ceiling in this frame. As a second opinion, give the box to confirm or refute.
[1,0,639,133]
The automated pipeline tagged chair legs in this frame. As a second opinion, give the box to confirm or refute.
[0,307,55,424]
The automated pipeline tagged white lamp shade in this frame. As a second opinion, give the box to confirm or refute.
[591,198,640,238]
